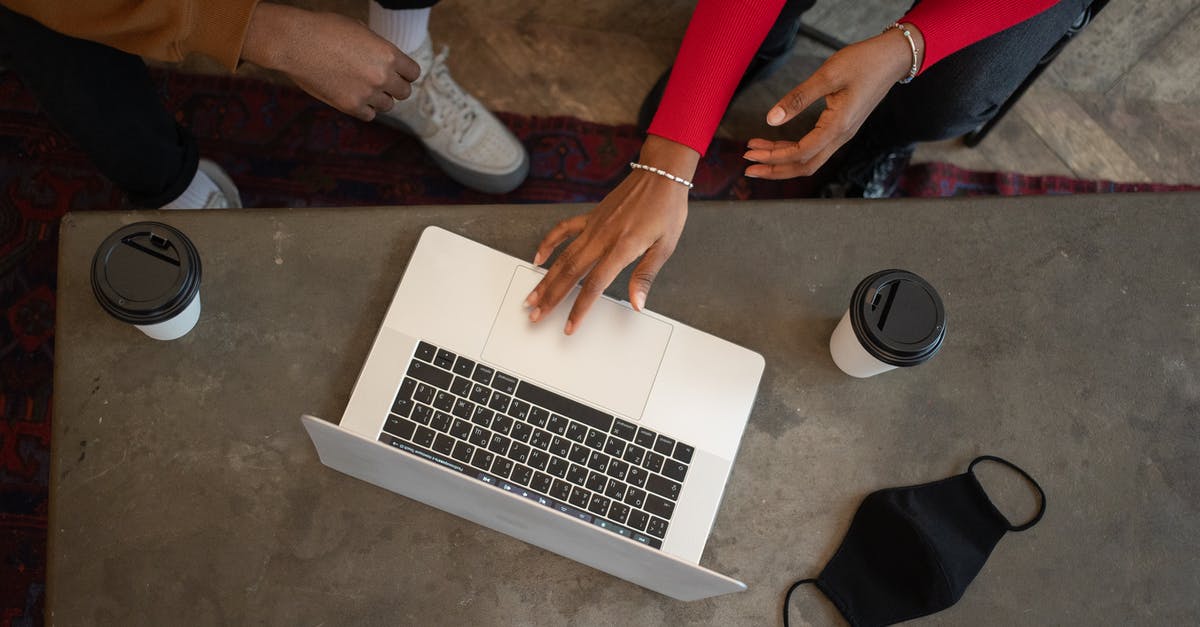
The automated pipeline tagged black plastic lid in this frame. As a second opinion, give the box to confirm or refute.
[848,269,945,367]
[91,222,202,325]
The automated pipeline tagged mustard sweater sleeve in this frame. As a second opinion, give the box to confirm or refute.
[0,0,260,70]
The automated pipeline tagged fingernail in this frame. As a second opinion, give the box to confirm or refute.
[529,307,541,322]
[745,170,761,179]
[743,151,759,163]
[533,252,545,266]
[767,107,785,126]
[632,292,645,310]
[524,291,537,307]
[564,320,575,335]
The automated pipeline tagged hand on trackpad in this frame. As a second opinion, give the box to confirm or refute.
[481,266,671,420]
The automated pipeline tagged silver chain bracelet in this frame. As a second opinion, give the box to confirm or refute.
[884,22,920,84]
[629,162,695,189]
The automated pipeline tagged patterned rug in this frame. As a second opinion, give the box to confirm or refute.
[1,68,1196,626]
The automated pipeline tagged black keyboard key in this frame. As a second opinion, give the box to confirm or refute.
[492,371,519,394]
[646,474,681,500]
[469,426,491,447]
[586,451,610,473]
[472,363,495,386]
[492,414,514,435]
[527,407,549,428]
[606,459,629,481]
[547,456,569,478]
[663,460,688,482]
[510,421,532,443]
[450,375,473,398]
[627,509,649,531]
[492,458,513,479]
[471,406,494,427]
[623,444,646,466]
[625,487,647,509]
[411,404,433,425]
[488,434,511,456]
[644,451,664,473]
[608,502,631,524]
[588,494,611,517]
[549,436,571,458]
[568,487,591,509]
[551,479,573,501]
[565,421,588,444]
[509,442,531,464]
[413,426,436,448]
[646,516,668,539]
[415,341,437,362]
[529,449,550,471]
[612,418,638,441]
[380,433,404,448]
[413,382,436,404]
[545,415,568,436]
[451,398,475,420]
[604,436,626,457]
[529,429,552,450]
[604,479,627,501]
[432,391,455,412]
[511,464,534,486]
[567,464,589,486]
[568,443,590,464]
[434,348,456,370]
[471,449,494,471]
[644,493,676,519]
[634,427,657,448]
[408,359,452,389]
[531,472,553,494]
[391,396,414,418]
[627,466,649,488]
[450,418,471,440]
[383,416,416,440]
[673,443,695,464]
[453,355,476,377]
[488,391,511,413]
[654,435,676,456]
[515,381,613,432]
[507,399,531,421]
[469,383,491,405]
[586,428,607,450]
[586,471,607,492]
[430,411,452,432]
[432,433,455,455]
[451,441,474,464]
[396,376,416,401]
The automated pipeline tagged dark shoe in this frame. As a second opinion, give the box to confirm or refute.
[819,145,915,199]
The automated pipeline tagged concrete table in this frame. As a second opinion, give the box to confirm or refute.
[52,196,1199,625]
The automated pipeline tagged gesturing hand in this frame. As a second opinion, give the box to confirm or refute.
[744,24,925,179]
[242,3,421,121]
[525,136,699,335]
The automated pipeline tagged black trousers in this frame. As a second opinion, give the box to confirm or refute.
[0,1,436,207]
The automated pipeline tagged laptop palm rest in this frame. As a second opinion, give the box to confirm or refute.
[482,266,671,420]
[301,415,746,601]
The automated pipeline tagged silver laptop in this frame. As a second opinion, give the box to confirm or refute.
[301,226,764,601]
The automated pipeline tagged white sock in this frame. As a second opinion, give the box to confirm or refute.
[161,169,221,210]
[368,6,431,55]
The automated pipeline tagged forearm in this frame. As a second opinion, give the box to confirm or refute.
[639,135,701,180]
[902,0,1056,73]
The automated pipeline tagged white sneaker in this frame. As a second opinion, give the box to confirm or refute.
[378,37,529,194]
[197,159,242,208]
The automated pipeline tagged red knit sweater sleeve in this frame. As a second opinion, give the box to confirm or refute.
[903,0,1059,73]
[646,0,785,155]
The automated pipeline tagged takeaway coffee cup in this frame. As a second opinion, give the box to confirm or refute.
[829,269,945,378]
[91,222,202,340]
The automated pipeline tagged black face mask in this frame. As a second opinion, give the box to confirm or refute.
[784,455,1046,627]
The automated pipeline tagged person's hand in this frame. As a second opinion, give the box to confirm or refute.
[743,23,925,179]
[525,135,699,335]
[242,3,420,121]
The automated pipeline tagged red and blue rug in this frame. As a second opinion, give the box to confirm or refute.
[1,67,1196,625]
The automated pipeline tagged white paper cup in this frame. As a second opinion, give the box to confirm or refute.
[829,269,945,378]
[92,222,202,341]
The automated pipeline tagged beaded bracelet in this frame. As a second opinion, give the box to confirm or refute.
[630,162,695,189]
[884,22,920,84]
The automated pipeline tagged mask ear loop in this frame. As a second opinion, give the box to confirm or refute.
[968,455,1046,531]
[782,579,819,627]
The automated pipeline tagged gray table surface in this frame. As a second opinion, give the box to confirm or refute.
[52,196,1199,626]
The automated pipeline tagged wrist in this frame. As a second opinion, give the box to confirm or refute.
[638,135,701,180]
[881,22,925,82]
[242,3,294,70]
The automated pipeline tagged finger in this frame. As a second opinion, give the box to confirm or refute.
[529,242,599,323]
[746,137,785,151]
[745,142,841,179]
[356,105,377,122]
[745,122,842,165]
[384,73,413,102]
[628,240,675,311]
[367,91,394,114]
[532,215,588,268]
[565,248,639,334]
[766,71,836,126]
[393,51,421,82]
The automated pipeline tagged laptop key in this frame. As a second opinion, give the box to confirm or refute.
[469,426,491,447]
[625,487,647,509]
[492,371,519,394]
[604,436,625,457]
[391,396,414,418]
[432,391,455,412]
[411,404,433,425]
[646,474,681,501]
[510,421,532,443]
[491,458,514,479]
[608,502,631,524]
[585,428,606,450]
[451,398,475,420]
[511,464,534,486]
[380,433,403,447]
[626,466,648,488]
[383,416,416,440]
[588,495,611,517]
[653,435,676,456]
[528,449,549,471]
[430,411,452,432]
[627,509,649,532]
[549,436,571,458]
[398,376,417,399]
[408,359,452,390]
[531,472,553,494]
[604,479,627,501]
[612,418,638,441]
[565,422,588,444]
[472,363,495,386]
[623,444,646,466]
[412,382,436,405]
[492,414,514,435]
[488,391,511,413]
[529,429,552,450]
[586,471,607,492]
[551,479,572,501]
[471,449,494,471]
[546,414,568,435]
[514,380,613,432]
[450,375,473,398]
[643,451,664,474]
[547,456,569,478]
[568,487,591,509]
[606,459,629,481]
[646,516,669,539]
[434,348,456,370]
[507,399,531,421]
[488,434,511,456]
[634,427,657,448]
[451,441,474,464]
[586,451,610,473]
[673,443,695,464]
[567,463,589,486]
[450,418,471,440]
[432,433,455,455]
[414,341,437,363]
[471,406,494,428]
[527,406,549,428]
[644,494,676,520]
[662,460,688,482]
[453,355,476,377]
[413,426,436,448]
[568,444,590,464]
[509,442,531,464]
[469,383,491,405]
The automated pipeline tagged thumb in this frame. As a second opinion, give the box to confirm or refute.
[767,71,835,126]
[628,241,676,310]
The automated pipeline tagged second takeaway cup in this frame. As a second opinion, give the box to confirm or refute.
[91,222,203,341]
[829,269,945,378]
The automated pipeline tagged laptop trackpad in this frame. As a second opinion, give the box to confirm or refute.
[481,266,671,420]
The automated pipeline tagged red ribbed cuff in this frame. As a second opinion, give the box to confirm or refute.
[902,0,1057,73]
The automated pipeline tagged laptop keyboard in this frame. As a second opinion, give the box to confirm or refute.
[378,341,696,550]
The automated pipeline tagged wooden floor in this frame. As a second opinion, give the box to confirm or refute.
[262,0,1200,184]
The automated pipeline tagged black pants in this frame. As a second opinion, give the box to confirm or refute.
[0,1,436,208]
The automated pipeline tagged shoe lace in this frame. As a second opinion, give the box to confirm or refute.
[417,46,478,144]
[202,190,229,209]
